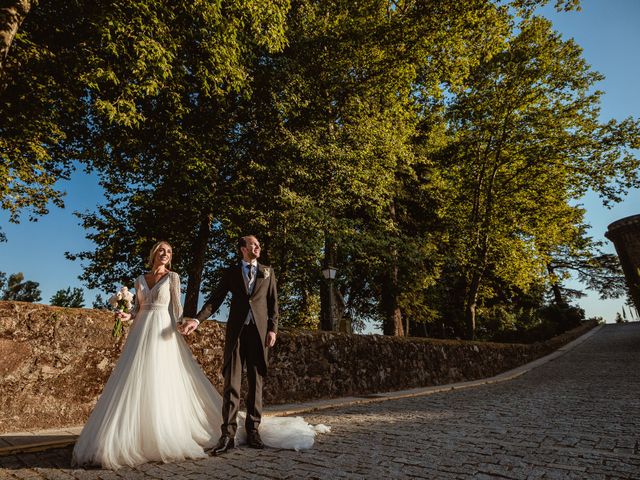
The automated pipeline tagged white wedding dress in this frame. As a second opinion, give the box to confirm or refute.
[72,272,328,469]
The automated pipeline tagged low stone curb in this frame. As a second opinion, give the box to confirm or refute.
[0,427,82,456]
[0,323,602,457]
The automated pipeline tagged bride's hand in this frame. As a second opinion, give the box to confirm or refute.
[115,311,132,322]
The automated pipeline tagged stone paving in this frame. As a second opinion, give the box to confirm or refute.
[1,323,639,479]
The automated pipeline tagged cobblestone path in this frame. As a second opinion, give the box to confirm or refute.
[1,323,638,479]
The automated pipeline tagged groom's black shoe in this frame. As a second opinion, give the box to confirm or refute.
[247,431,264,449]
[208,435,235,455]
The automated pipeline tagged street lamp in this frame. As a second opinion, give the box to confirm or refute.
[321,265,337,330]
[322,266,337,281]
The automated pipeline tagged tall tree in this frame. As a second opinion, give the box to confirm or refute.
[435,16,640,338]
[3,0,288,313]
[1,271,41,302]
[50,287,85,308]
[92,293,109,310]
[45,1,291,315]
[235,0,514,333]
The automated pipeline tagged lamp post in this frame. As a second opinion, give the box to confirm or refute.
[321,265,337,330]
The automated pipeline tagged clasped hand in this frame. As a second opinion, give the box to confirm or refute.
[178,318,199,336]
[178,319,277,347]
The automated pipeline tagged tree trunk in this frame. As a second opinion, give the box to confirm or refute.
[319,277,331,330]
[183,214,211,317]
[547,264,566,306]
[381,266,404,336]
[381,202,404,336]
[464,228,491,340]
[464,268,482,340]
[0,0,32,78]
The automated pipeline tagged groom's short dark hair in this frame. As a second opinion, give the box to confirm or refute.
[237,235,257,252]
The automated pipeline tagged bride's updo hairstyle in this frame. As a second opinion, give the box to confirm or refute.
[148,240,173,270]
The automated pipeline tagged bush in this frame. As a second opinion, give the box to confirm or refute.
[538,304,584,331]
[490,303,585,344]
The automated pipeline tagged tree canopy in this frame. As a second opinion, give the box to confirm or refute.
[50,286,85,308]
[3,0,638,339]
[1,272,41,302]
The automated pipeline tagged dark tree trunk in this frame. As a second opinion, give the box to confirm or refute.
[381,266,404,336]
[381,202,404,336]
[464,226,491,340]
[462,117,508,340]
[0,0,32,78]
[547,264,567,306]
[183,214,210,317]
[464,269,482,340]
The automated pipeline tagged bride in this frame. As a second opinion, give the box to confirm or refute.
[72,241,326,469]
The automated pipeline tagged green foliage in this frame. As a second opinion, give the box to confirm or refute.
[548,223,627,301]
[1,272,41,302]
[1,0,86,228]
[428,15,639,338]
[236,0,514,331]
[16,0,294,314]
[509,0,581,18]
[50,287,85,308]
[6,0,637,339]
[489,303,585,343]
[92,293,110,310]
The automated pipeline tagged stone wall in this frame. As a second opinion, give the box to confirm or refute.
[0,301,597,434]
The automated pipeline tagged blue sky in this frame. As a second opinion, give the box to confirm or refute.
[1,0,639,323]
[537,0,640,321]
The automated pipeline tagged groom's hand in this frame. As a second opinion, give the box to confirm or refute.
[180,319,199,335]
[265,331,276,348]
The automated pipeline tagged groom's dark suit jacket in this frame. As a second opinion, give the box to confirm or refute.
[195,262,278,375]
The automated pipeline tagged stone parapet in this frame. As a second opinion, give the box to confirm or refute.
[0,301,597,434]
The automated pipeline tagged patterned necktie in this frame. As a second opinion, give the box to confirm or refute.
[246,264,253,282]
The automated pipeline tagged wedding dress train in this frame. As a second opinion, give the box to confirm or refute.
[72,272,327,469]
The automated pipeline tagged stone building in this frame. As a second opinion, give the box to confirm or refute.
[605,214,640,314]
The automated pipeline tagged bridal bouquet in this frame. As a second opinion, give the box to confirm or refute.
[108,286,134,338]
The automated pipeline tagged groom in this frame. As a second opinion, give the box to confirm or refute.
[180,235,278,454]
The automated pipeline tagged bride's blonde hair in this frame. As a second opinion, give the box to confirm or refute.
[148,241,172,270]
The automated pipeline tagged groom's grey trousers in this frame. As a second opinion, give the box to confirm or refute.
[221,322,263,436]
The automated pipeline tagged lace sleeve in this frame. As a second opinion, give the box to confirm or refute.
[169,272,184,325]
[130,276,140,319]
